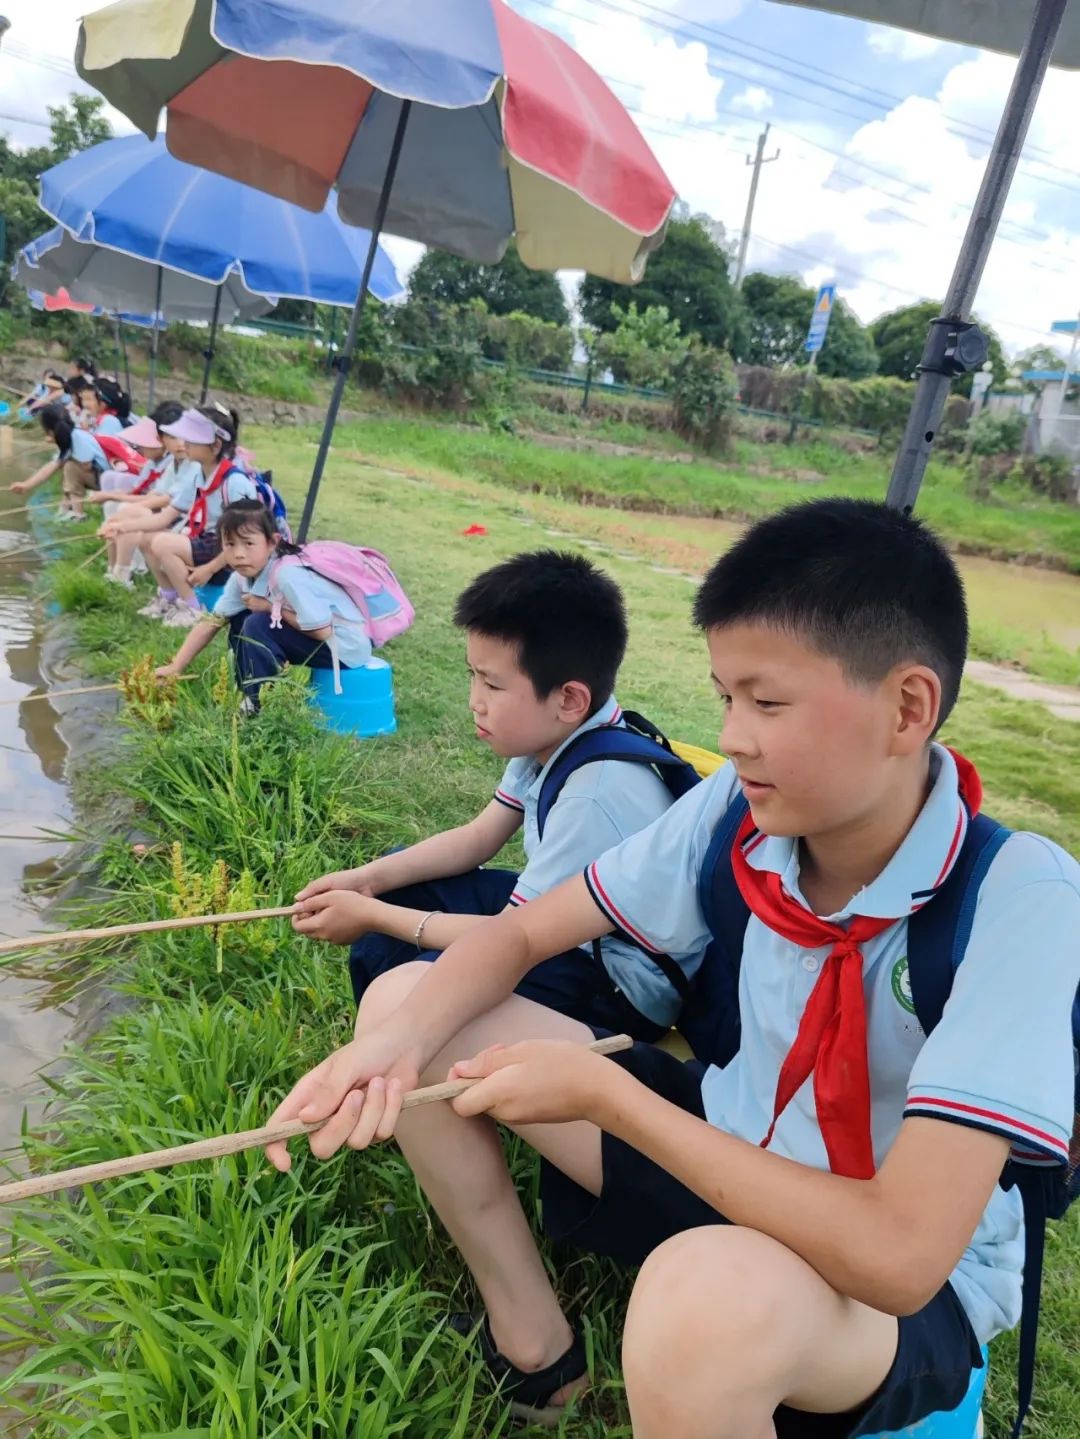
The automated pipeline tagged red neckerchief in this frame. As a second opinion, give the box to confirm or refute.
[131,463,165,497]
[185,458,234,539]
[93,410,118,431]
[731,750,983,1180]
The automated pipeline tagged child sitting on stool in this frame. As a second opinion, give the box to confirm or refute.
[155,500,372,708]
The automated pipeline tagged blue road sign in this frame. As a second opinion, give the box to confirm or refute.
[805,283,836,354]
[1051,319,1079,335]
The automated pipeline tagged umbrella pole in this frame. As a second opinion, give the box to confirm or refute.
[200,284,224,405]
[112,314,123,383]
[297,99,412,543]
[887,0,1067,513]
[148,264,164,409]
[119,320,132,399]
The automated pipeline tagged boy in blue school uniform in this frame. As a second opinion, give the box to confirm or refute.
[293,550,684,1041]
[268,500,1080,1438]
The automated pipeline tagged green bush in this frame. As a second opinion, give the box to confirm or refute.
[481,309,573,372]
[1010,451,1075,501]
[383,301,487,410]
[599,303,688,388]
[967,409,1027,457]
[671,340,738,454]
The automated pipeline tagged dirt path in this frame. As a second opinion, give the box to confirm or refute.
[964,661,1080,722]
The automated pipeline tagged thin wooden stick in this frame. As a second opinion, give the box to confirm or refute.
[74,544,107,572]
[0,1036,633,1205]
[0,499,62,519]
[0,673,200,708]
[0,903,298,956]
[0,531,97,561]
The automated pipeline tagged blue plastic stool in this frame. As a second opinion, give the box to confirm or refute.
[309,658,397,738]
[868,1350,987,1438]
[194,584,223,610]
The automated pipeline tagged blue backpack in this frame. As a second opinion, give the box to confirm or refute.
[691,793,1080,1439]
[536,709,701,841]
[246,466,289,533]
[536,711,703,997]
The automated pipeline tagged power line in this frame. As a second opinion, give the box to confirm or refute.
[588,0,1074,172]
[526,0,1080,193]
[749,234,1057,341]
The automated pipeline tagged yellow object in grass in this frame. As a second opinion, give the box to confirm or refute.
[671,740,726,778]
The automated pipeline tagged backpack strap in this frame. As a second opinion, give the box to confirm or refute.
[541,723,697,1002]
[906,815,1035,1428]
[536,726,696,841]
[690,793,751,1067]
[906,811,1011,1034]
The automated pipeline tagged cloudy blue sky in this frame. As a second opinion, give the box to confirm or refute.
[2,0,1077,357]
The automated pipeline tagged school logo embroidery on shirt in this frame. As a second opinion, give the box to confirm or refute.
[890,956,916,1014]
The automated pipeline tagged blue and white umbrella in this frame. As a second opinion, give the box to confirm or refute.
[38,134,403,403]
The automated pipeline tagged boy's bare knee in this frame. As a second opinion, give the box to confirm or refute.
[626,1227,790,1377]
[354,961,429,1037]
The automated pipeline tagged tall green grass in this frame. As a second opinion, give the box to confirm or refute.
[1,438,1076,1437]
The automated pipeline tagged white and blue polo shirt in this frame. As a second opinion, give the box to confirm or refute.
[494,696,681,1024]
[213,562,374,669]
[584,743,1080,1345]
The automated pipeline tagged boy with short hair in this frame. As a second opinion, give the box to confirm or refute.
[270,501,1080,1438]
[293,549,687,1040]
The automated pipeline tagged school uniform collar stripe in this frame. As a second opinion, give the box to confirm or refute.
[494,788,525,811]
[906,1094,1070,1158]
[585,861,663,954]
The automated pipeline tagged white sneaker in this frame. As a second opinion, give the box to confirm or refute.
[105,568,134,588]
[137,594,169,618]
[163,603,204,629]
[56,510,81,523]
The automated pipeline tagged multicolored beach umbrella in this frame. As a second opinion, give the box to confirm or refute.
[75,0,675,286]
[76,0,677,537]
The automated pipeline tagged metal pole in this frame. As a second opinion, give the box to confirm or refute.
[297,99,411,544]
[326,305,339,373]
[734,123,779,290]
[148,263,164,408]
[886,0,1067,512]
[787,349,818,444]
[200,284,224,404]
[119,319,131,397]
[112,314,123,384]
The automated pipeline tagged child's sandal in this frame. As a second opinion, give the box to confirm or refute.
[449,1312,587,1427]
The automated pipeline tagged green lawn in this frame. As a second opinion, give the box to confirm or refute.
[0,431,1077,1437]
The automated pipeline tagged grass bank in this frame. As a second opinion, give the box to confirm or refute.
[313,414,1080,574]
[0,450,1077,1438]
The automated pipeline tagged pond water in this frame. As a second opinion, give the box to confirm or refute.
[0,441,80,1161]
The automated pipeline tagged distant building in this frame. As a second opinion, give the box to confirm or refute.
[1021,367,1080,477]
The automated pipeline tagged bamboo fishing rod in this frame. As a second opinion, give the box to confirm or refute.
[0,499,63,519]
[0,902,299,957]
[0,1035,633,1205]
[0,673,200,708]
[0,530,97,561]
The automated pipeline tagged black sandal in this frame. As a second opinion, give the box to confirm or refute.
[448,1312,588,1427]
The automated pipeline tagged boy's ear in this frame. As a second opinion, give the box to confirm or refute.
[557,679,593,726]
[892,664,941,753]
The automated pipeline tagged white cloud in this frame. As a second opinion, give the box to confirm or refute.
[0,0,134,150]
[866,25,945,61]
[732,85,773,114]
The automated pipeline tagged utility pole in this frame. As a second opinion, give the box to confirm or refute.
[734,123,780,290]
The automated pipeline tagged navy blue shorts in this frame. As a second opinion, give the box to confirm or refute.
[541,1043,984,1439]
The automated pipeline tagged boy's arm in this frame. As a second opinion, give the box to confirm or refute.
[295,799,522,902]
[453,1040,1010,1318]
[267,873,610,1162]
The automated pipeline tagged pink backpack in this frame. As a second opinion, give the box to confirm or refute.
[268,541,414,648]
